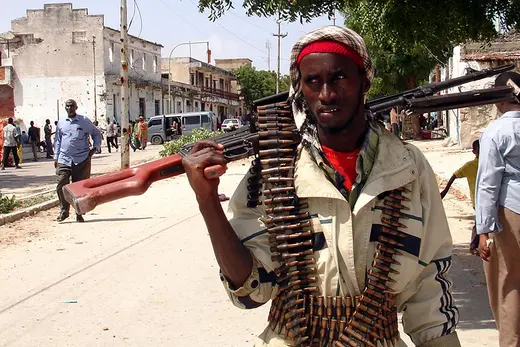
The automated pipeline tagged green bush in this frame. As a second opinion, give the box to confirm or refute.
[160,128,223,157]
[0,193,18,214]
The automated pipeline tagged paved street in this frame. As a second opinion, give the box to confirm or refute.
[0,141,498,347]
[0,144,162,198]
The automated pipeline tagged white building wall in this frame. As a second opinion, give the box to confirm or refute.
[442,46,500,147]
[13,75,106,129]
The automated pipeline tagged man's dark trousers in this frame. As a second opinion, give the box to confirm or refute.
[2,146,20,167]
[56,158,91,214]
[45,137,54,158]
[107,136,118,153]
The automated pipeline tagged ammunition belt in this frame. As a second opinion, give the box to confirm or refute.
[272,294,399,347]
[250,100,410,347]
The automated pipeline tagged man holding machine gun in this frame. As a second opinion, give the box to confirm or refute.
[183,26,460,347]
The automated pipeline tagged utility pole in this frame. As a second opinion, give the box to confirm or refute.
[331,11,336,25]
[120,0,130,169]
[92,35,98,122]
[273,17,287,93]
[266,40,271,71]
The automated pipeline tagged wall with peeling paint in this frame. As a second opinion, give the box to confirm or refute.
[6,3,163,129]
[440,37,520,148]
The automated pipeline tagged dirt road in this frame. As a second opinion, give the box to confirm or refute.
[0,143,498,346]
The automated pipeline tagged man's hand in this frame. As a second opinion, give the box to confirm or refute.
[182,140,228,203]
[479,233,491,261]
[89,148,100,158]
[54,161,58,169]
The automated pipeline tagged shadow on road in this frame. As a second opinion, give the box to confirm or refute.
[451,243,497,331]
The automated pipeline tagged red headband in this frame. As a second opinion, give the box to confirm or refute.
[296,40,364,69]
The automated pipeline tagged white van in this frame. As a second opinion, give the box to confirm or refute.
[148,111,217,145]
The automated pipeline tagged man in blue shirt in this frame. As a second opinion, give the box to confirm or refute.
[475,71,520,347]
[54,99,101,222]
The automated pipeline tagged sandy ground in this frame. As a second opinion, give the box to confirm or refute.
[0,141,498,347]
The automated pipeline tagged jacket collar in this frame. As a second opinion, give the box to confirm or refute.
[501,110,520,119]
[295,130,418,210]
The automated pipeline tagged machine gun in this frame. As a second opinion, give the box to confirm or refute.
[62,65,519,215]
[367,64,516,113]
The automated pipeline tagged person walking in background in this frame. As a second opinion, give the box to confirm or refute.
[106,119,119,153]
[129,120,137,152]
[390,107,399,137]
[54,99,101,223]
[1,118,21,170]
[475,71,520,347]
[441,140,480,255]
[28,121,40,162]
[44,119,54,159]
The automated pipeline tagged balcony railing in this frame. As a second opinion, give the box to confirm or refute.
[201,86,240,101]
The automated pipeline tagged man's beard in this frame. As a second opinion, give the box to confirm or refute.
[319,114,358,135]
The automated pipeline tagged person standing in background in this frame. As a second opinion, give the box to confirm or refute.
[390,107,399,137]
[441,140,480,255]
[54,99,101,223]
[135,116,148,150]
[14,120,23,164]
[44,119,54,159]
[28,121,40,162]
[1,118,21,170]
[475,71,520,347]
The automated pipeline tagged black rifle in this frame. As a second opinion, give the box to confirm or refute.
[367,64,516,113]
[180,64,518,158]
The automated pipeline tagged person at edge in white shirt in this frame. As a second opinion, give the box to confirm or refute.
[475,71,520,347]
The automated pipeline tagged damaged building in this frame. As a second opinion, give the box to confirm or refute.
[0,3,163,128]
[439,30,520,147]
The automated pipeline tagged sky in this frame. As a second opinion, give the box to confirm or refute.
[0,1,344,74]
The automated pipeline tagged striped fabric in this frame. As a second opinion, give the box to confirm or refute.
[433,257,460,336]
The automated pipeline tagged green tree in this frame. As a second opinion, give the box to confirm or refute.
[345,5,437,98]
[197,0,519,59]
[234,66,291,111]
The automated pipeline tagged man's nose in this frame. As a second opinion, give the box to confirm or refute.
[318,83,336,104]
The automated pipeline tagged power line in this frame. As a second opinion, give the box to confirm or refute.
[185,0,266,55]
[227,11,272,34]
[156,0,208,36]
[128,0,136,29]
[134,0,143,38]
[215,22,267,55]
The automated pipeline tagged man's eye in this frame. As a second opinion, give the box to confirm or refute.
[333,72,346,80]
[305,76,319,84]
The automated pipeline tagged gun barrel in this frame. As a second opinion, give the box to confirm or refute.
[367,64,515,111]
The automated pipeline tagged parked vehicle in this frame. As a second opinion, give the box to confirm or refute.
[221,118,242,132]
[148,111,216,145]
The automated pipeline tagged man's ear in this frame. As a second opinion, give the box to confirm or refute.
[362,76,370,94]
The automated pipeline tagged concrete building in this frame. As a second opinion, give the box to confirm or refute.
[162,57,244,122]
[0,3,163,129]
[439,30,520,147]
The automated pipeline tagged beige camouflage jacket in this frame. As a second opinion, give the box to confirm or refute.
[221,131,461,347]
